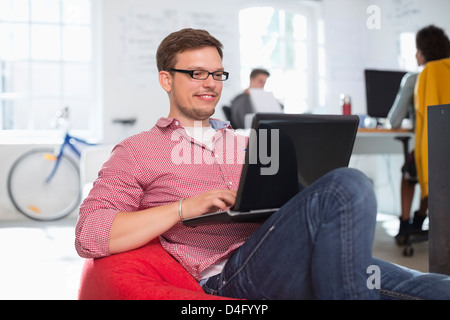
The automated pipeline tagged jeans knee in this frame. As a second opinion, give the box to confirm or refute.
[329,167,376,208]
[333,167,372,189]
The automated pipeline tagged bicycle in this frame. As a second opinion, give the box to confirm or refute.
[7,107,96,221]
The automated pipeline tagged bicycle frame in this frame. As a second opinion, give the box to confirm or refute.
[45,132,96,183]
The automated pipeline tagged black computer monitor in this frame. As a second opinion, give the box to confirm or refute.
[364,69,407,118]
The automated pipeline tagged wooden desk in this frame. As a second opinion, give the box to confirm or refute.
[353,128,414,154]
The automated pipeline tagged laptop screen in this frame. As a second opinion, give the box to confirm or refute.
[234,113,360,212]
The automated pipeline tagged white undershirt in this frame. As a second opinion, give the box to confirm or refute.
[184,125,216,150]
[200,259,228,280]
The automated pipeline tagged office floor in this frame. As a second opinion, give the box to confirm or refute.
[372,213,428,272]
[0,213,428,300]
[0,218,84,300]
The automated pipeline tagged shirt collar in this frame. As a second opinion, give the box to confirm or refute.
[156,117,232,130]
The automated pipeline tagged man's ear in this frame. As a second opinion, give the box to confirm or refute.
[159,71,172,92]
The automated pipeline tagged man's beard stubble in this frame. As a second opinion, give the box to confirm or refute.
[177,102,215,121]
[173,88,219,121]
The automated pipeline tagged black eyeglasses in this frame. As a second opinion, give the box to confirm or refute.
[166,68,229,81]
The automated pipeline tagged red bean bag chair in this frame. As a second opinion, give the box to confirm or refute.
[78,238,233,300]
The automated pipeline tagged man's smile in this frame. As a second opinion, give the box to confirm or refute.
[195,92,218,101]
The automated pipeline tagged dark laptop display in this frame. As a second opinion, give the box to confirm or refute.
[182,113,360,227]
[364,69,407,118]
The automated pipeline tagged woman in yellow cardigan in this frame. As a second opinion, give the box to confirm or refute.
[396,25,450,241]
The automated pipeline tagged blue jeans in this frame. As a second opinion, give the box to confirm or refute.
[202,168,450,300]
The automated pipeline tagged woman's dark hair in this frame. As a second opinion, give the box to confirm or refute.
[416,25,450,62]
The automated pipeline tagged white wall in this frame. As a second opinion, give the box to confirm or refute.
[322,0,450,115]
[1,0,449,220]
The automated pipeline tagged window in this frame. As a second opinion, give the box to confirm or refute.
[0,0,98,140]
[399,32,417,71]
[239,6,318,113]
[317,19,326,108]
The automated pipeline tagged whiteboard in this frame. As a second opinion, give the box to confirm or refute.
[102,0,241,144]
[111,1,237,88]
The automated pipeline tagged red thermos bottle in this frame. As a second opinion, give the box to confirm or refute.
[340,94,352,115]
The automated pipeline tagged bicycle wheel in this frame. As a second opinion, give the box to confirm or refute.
[7,148,81,221]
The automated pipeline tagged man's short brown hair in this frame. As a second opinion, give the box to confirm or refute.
[250,68,270,79]
[156,28,224,72]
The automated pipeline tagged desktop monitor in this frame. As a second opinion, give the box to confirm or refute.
[364,69,407,118]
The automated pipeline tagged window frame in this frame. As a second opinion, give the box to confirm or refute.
[0,0,101,144]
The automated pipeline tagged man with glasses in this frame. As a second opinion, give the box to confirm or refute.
[76,28,450,300]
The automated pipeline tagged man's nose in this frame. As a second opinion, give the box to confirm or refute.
[202,74,218,87]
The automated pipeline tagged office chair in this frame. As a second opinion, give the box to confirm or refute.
[395,136,428,257]
[414,58,450,203]
[396,57,450,256]
[222,105,236,128]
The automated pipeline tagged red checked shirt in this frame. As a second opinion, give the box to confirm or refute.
[75,117,261,281]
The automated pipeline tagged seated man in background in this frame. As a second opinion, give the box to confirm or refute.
[229,68,270,129]
[76,28,450,300]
